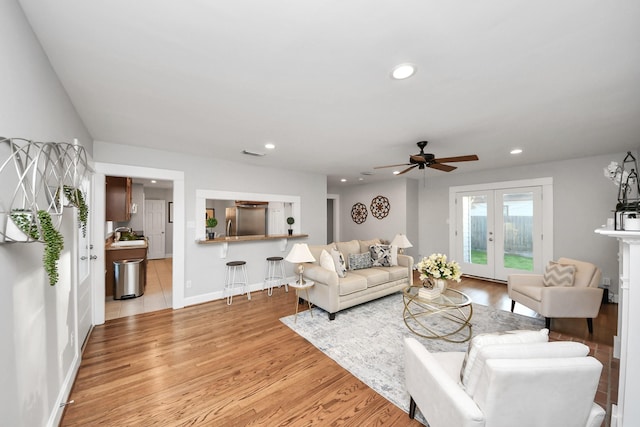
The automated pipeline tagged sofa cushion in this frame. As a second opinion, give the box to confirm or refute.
[460,328,549,387]
[374,265,408,281]
[369,244,393,267]
[348,252,372,270]
[543,261,576,287]
[464,341,589,398]
[350,267,390,287]
[308,243,336,266]
[319,249,336,272]
[336,240,360,269]
[330,249,347,278]
[359,238,381,254]
[338,273,368,296]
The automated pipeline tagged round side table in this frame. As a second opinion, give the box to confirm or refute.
[288,280,315,322]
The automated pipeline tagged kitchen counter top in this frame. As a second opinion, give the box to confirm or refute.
[106,238,148,250]
[197,234,308,244]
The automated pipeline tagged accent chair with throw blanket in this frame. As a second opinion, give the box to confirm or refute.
[508,257,603,333]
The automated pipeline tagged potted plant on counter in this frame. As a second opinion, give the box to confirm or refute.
[286,217,295,236]
[206,216,218,240]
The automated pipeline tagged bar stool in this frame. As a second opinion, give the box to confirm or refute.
[224,260,250,305]
[263,256,288,296]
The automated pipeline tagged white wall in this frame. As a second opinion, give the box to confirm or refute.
[418,152,633,296]
[329,179,419,259]
[0,1,93,425]
[93,141,327,302]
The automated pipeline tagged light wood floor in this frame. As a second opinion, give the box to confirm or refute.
[62,266,617,426]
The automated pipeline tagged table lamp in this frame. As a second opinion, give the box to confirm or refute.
[391,233,413,254]
[285,243,316,284]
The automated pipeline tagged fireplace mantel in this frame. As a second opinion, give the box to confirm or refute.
[595,228,640,427]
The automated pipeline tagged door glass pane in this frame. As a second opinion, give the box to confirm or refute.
[502,192,534,271]
[462,195,487,265]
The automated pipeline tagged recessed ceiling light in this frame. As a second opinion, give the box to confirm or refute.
[265,143,275,149]
[358,177,364,181]
[391,63,416,80]
[393,170,401,175]
[510,148,523,155]
[150,180,157,184]
[340,178,347,182]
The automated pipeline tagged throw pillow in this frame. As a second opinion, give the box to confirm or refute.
[348,252,372,270]
[459,328,549,388]
[319,249,336,273]
[369,244,393,267]
[543,261,576,287]
[330,249,347,278]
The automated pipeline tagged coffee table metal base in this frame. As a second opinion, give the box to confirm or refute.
[403,287,473,343]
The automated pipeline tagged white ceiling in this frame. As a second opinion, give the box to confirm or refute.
[18,1,640,187]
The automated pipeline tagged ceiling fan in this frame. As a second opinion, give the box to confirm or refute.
[374,141,479,175]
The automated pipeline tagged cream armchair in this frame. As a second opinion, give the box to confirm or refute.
[508,257,603,333]
[404,337,605,427]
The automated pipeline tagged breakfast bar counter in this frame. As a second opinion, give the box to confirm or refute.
[197,234,308,258]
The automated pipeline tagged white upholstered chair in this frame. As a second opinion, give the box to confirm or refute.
[404,336,606,427]
[508,257,603,333]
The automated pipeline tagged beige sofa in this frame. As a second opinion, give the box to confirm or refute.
[301,239,414,320]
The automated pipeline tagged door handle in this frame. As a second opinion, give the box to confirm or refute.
[81,255,98,260]
[488,238,494,242]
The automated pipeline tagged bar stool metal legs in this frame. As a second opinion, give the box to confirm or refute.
[263,256,288,296]
[225,261,250,305]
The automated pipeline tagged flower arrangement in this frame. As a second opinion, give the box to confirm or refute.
[417,253,462,287]
[604,161,629,188]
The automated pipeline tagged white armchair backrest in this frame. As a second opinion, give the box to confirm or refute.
[474,356,602,427]
[557,257,601,288]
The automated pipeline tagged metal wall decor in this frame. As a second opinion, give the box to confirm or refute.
[370,195,390,220]
[351,202,368,224]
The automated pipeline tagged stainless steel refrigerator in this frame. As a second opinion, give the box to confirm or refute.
[225,206,267,236]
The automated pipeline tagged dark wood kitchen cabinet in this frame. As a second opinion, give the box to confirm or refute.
[106,176,132,222]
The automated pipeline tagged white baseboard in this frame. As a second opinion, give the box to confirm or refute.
[183,277,295,307]
[47,353,81,427]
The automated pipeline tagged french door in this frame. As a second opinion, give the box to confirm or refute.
[451,179,551,281]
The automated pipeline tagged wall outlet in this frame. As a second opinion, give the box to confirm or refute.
[186,280,192,289]
[603,277,611,287]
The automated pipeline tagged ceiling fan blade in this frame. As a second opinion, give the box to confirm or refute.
[433,154,479,163]
[428,163,457,172]
[398,165,418,175]
[410,155,427,163]
[374,163,411,169]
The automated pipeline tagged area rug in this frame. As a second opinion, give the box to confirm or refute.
[280,292,545,423]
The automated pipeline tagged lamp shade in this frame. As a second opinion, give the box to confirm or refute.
[285,243,316,264]
[391,233,413,249]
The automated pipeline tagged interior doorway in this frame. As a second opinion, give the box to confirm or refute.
[92,163,184,325]
[327,194,339,243]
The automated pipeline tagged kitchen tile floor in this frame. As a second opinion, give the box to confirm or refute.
[105,257,173,320]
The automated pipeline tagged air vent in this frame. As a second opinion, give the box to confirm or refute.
[242,150,265,157]
[361,171,374,176]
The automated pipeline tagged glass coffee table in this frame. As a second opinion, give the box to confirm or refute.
[402,285,473,342]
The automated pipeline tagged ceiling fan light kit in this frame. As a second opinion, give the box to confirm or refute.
[374,141,479,175]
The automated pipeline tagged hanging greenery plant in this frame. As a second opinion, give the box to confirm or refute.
[63,185,89,237]
[37,210,64,286]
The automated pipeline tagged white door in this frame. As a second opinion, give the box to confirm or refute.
[454,186,544,281]
[145,199,166,259]
[76,174,94,348]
